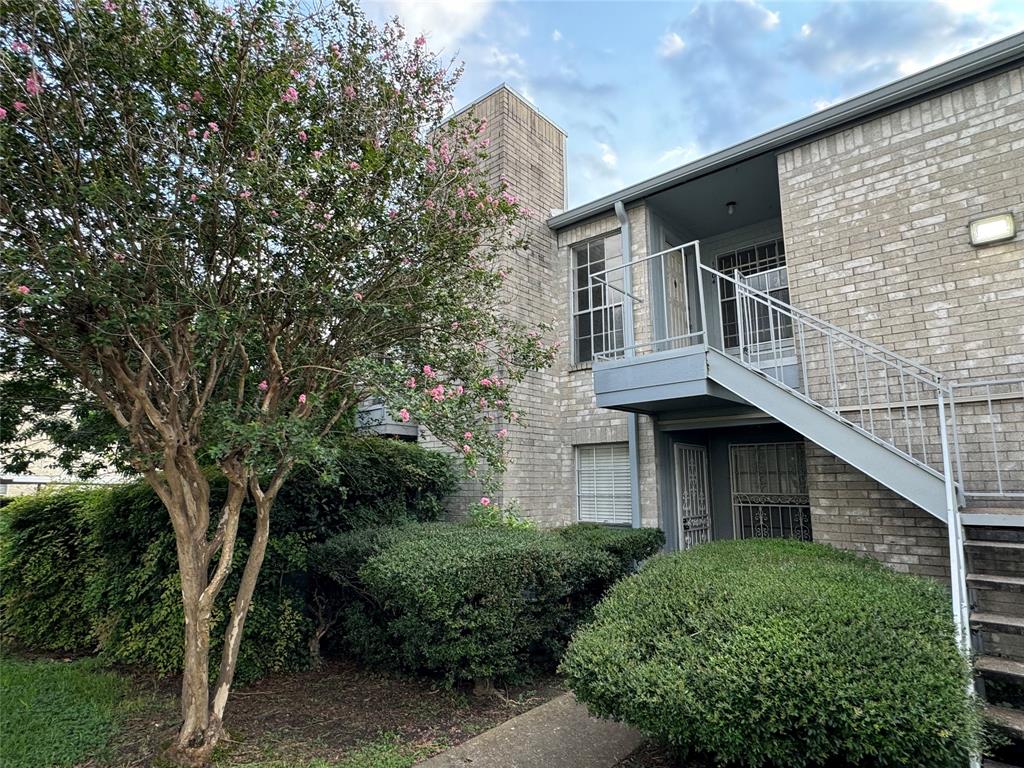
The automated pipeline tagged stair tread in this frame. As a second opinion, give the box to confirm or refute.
[984,760,1022,768]
[984,704,1024,736]
[968,507,1024,514]
[972,611,1024,630]
[976,655,1024,679]
[965,540,1024,550]
[968,573,1024,587]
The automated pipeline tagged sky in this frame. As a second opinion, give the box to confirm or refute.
[361,0,1024,209]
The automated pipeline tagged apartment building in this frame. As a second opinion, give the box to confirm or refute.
[457,33,1024,752]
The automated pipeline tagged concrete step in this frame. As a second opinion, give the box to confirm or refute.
[973,612,1024,634]
[966,540,1024,551]
[963,507,1024,528]
[985,704,1024,738]
[977,656,1024,681]
[969,574,1024,591]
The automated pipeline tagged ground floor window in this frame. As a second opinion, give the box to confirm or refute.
[576,443,631,525]
[728,442,811,541]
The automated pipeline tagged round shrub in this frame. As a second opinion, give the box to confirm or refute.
[313,523,664,686]
[560,539,981,768]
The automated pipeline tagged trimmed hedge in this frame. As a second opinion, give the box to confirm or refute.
[560,539,982,768]
[0,437,456,683]
[312,522,664,685]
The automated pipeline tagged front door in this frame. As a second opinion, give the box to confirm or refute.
[674,443,712,550]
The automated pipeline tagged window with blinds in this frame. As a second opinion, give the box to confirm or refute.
[576,443,632,525]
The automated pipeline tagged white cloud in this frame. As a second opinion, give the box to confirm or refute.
[813,97,840,111]
[552,29,563,42]
[655,143,702,169]
[365,0,493,53]
[762,8,781,29]
[658,31,686,59]
[801,23,812,37]
[597,142,618,171]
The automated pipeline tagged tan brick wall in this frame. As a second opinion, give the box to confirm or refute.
[427,87,660,529]
[778,65,1024,576]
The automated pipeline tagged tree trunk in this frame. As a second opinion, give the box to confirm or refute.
[161,462,248,766]
[208,493,271,732]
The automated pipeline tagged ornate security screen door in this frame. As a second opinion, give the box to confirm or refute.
[674,444,712,550]
[728,442,812,541]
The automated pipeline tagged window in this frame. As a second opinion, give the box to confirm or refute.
[728,442,811,541]
[716,238,790,349]
[576,443,632,525]
[572,233,624,363]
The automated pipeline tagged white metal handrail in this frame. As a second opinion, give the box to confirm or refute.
[949,377,1024,499]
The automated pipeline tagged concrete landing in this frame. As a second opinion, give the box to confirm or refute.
[417,692,644,768]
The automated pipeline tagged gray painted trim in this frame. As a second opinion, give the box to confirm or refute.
[548,31,1024,230]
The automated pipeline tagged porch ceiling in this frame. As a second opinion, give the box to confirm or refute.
[646,153,780,240]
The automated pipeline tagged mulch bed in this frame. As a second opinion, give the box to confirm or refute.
[103,659,564,766]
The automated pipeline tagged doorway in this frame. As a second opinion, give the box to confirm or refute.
[674,443,712,550]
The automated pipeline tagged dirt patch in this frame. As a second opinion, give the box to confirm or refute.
[100,659,563,766]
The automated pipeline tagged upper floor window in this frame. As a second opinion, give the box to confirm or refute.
[716,238,790,349]
[572,233,624,363]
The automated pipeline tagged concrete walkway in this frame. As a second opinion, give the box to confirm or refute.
[417,692,644,768]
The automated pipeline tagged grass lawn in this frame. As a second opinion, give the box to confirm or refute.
[0,656,561,767]
[0,656,143,768]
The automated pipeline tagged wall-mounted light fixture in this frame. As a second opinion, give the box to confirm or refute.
[969,212,1016,246]
[726,201,736,216]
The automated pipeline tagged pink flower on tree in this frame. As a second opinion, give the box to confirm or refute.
[0,107,6,121]
[192,90,203,103]
[13,101,27,112]
[208,121,219,133]
[429,385,445,402]
[102,0,117,12]
[189,193,198,202]
[464,431,473,440]
[423,365,436,379]
[282,86,299,103]
[353,292,363,301]
[177,102,189,112]
[405,376,416,388]
[187,128,197,137]
[343,85,356,100]
[258,380,269,391]
[455,385,464,395]
[12,41,30,54]
[497,428,509,439]
[415,34,426,46]
[298,129,307,142]
[479,497,491,506]
[398,408,411,423]
[462,445,472,455]
[239,190,252,200]
[298,393,307,404]
[16,285,30,295]
[510,412,519,422]
[270,210,279,218]
[479,377,493,387]
[349,161,360,170]
[24,72,42,96]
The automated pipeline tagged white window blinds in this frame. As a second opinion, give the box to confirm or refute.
[576,443,632,525]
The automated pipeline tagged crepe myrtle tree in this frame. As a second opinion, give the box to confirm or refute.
[0,0,554,760]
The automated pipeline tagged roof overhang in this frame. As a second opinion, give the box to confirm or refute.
[547,31,1024,231]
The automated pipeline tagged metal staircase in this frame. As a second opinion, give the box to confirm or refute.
[593,241,1024,764]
